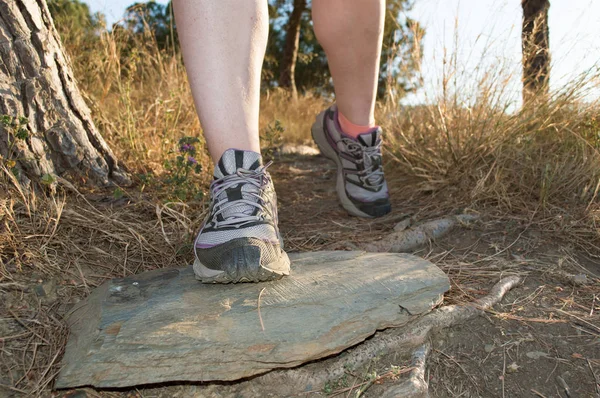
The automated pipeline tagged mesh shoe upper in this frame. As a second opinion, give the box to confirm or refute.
[195,149,281,251]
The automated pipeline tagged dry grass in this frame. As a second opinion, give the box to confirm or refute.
[0,186,203,394]
[382,72,600,255]
[80,29,210,176]
[1,12,600,397]
[260,89,327,145]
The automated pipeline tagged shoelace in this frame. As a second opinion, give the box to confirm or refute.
[209,162,274,229]
[340,138,385,189]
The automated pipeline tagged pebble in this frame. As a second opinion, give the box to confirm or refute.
[34,278,57,304]
[506,362,520,373]
[571,274,588,285]
[526,351,548,360]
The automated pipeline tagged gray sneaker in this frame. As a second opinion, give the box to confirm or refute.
[311,105,391,218]
[193,149,290,283]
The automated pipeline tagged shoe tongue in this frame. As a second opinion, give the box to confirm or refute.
[356,127,382,147]
[212,149,264,222]
[356,128,384,186]
[214,149,263,179]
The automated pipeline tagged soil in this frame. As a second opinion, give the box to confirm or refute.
[2,152,599,397]
[273,153,600,398]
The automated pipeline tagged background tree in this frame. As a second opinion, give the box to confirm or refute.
[277,0,307,99]
[379,1,424,101]
[0,0,129,188]
[521,0,550,102]
[123,1,177,50]
[47,0,108,92]
[47,0,104,44]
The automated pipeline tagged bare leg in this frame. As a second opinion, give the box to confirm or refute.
[312,0,385,126]
[173,0,268,162]
[310,1,391,218]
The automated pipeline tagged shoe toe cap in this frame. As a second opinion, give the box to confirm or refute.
[352,197,392,218]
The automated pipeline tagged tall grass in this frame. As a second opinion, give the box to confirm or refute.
[64,22,328,178]
[380,33,600,249]
[386,83,600,207]
[54,13,600,242]
[70,26,208,176]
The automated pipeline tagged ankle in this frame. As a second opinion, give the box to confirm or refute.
[337,111,377,138]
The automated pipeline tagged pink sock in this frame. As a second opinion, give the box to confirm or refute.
[337,111,378,138]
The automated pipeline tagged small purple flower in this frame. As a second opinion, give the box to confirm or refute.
[187,156,198,165]
[180,144,194,153]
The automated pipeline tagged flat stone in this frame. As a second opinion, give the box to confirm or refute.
[56,251,449,389]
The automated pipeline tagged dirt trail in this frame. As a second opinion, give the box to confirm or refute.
[270,153,600,397]
[2,152,600,397]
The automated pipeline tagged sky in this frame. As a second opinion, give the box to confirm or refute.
[84,0,600,106]
[405,0,600,105]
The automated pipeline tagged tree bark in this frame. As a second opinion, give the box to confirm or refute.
[521,0,550,103]
[278,0,306,100]
[0,0,130,188]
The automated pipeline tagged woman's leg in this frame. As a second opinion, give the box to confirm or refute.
[173,0,268,162]
[174,1,289,283]
[310,0,391,218]
[312,0,385,129]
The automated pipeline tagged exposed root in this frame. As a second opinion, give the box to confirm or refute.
[238,275,521,396]
[473,275,521,309]
[381,343,431,398]
[276,144,320,157]
[363,214,479,253]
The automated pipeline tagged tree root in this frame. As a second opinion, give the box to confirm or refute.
[381,343,431,398]
[362,214,480,253]
[238,275,520,397]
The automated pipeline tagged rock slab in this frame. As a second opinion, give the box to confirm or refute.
[56,251,449,388]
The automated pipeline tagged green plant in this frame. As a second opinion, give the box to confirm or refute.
[261,119,285,160]
[40,174,56,185]
[1,115,30,172]
[163,136,204,201]
[113,187,125,199]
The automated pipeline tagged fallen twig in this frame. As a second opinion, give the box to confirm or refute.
[531,389,549,398]
[556,375,571,398]
[258,287,266,332]
[555,308,600,334]
[588,358,600,396]
[485,311,567,324]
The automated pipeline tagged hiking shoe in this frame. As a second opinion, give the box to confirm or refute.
[193,149,290,283]
[311,105,391,218]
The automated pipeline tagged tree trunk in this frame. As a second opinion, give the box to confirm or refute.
[0,0,130,189]
[278,0,306,100]
[521,0,550,103]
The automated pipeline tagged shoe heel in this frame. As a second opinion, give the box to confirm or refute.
[311,120,337,162]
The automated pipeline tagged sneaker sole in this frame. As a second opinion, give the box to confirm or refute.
[193,248,291,284]
[311,112,380,219]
